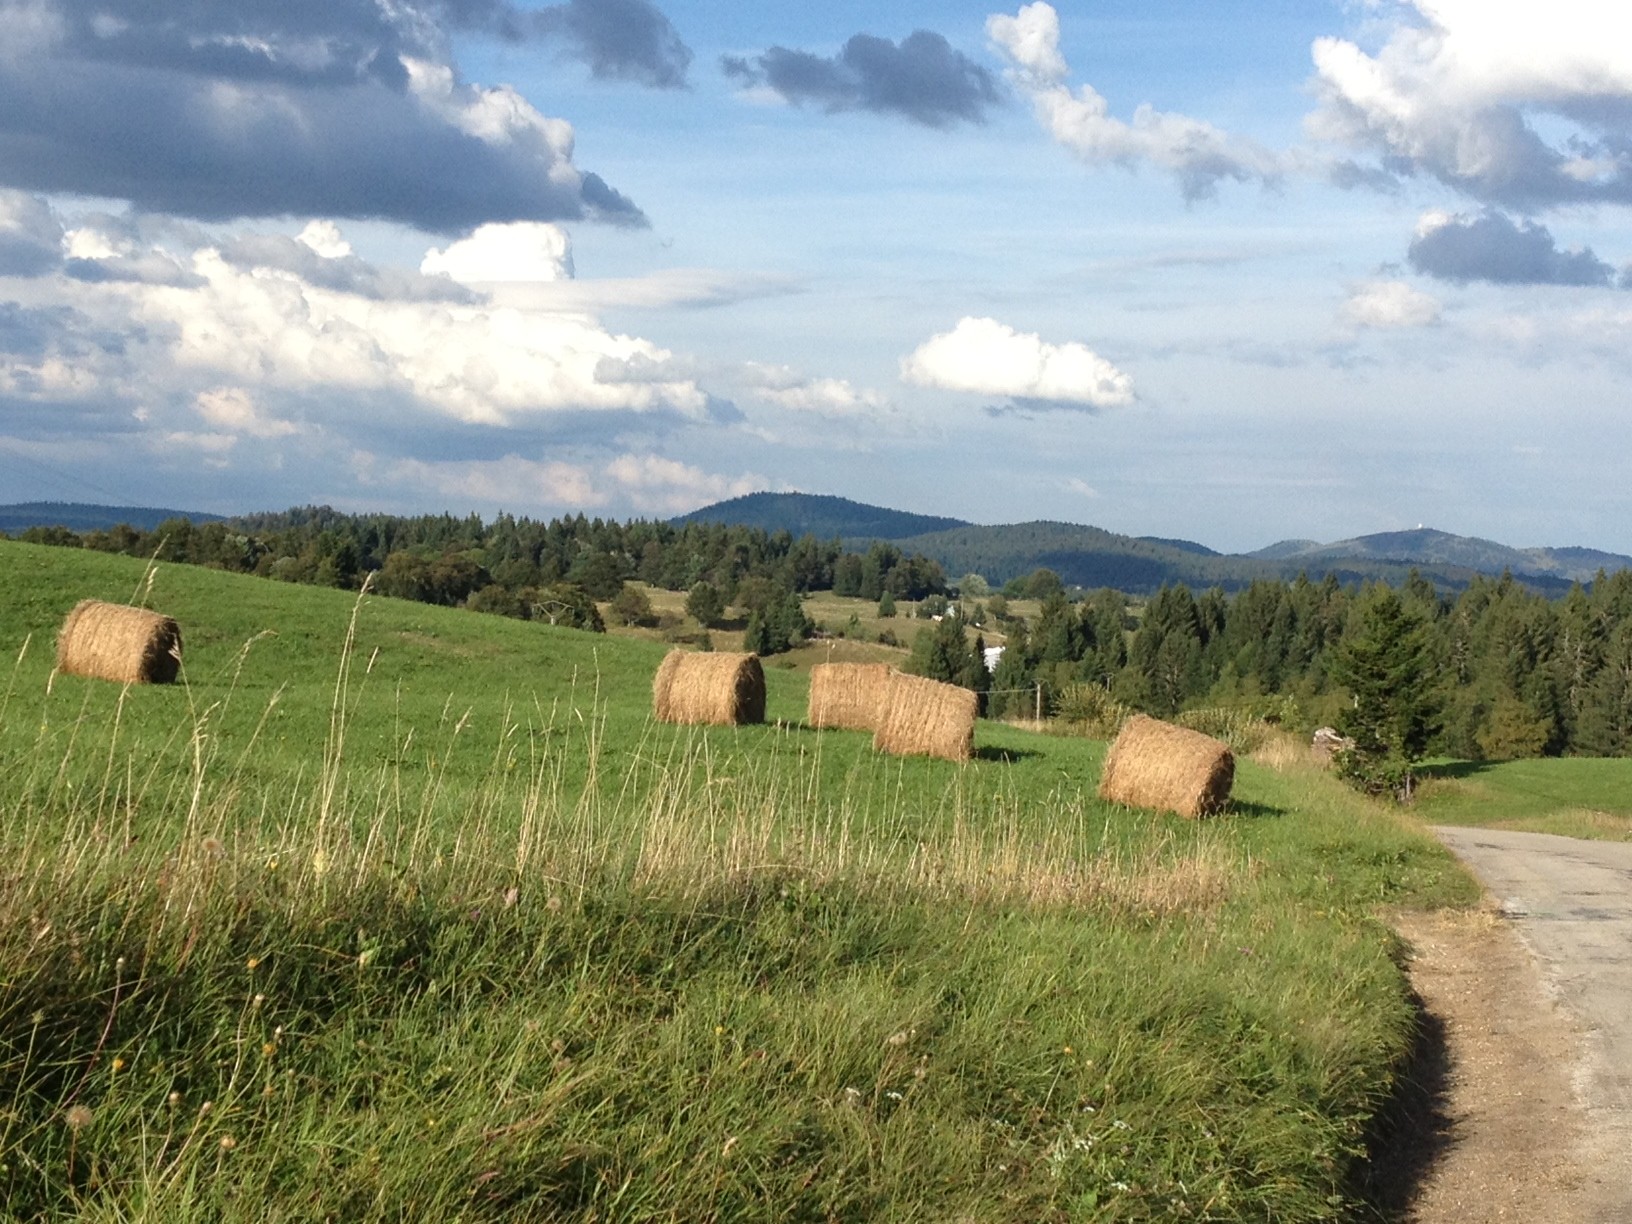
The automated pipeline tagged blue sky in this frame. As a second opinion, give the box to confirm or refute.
[3,0,1632,552]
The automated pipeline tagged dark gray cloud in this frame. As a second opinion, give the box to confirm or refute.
[0,0,646,233]
[218,234,475,302]
[0,192,63,278]
[0,301,131,361]
[1408,211,1619,287]
[722,30,1001,128]
[533,0,692,89]
[0,303,81,360]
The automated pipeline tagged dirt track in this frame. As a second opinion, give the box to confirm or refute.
[1387,828,1632,1223]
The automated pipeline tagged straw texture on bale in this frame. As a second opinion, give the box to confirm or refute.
[808,662,895,732]
[872,672,978,762]
[1098,714,1233,819]
[56,599,182,685]
[652,650,766,726]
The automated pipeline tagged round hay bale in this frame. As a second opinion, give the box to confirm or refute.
[1098,714,1233,819]
[652,649,766,726]
[873,672,978,763]
[808,662,895,732]
[56,599,182,685]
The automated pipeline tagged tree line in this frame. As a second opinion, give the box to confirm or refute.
[15,507,1632,763]
[945,567,1632,763]
[9,508,948,647]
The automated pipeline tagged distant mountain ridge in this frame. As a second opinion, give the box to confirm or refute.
[676,492,1629,595]
[0,502,226,533]
[1247,528,1631,585]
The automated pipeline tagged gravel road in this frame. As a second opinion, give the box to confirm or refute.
[1431,826,1632,1221]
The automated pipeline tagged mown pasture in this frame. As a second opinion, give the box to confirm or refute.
[1416,757,1632,840]
[0,540,1475,1221]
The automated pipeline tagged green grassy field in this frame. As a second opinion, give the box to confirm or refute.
[1416,757,1632,840]
[0,541,1478,1221]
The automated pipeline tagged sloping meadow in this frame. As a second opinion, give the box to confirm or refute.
[0,542,1475,1221]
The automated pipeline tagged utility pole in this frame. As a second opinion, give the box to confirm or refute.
[1035,681,1043,723]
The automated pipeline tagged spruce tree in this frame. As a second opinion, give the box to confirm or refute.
[1329,587,1441,799]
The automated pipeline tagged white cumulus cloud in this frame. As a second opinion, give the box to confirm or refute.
[116,226,707,428]
[421,222,575,285]
[1308,0,1632,209]
[349,451,767,515]
[1340,280,1443,329]
[988,2,1281,200]
[900,316,1134,410]
[738,362,889,418]
[194,386,305,439]
[603,454,769,513]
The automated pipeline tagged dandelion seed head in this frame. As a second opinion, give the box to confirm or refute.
[64,1105,94,1131]
[884,1029,910,1048]
[167,1092,180,1107]
[198,1101,213,1116]
[219,1135,237,1151]
[201,837,224,857]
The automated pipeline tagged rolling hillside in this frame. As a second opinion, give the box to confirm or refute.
[0,538,1475,1220]
[672,491,969,540]
[680,493,1613,594]
[0,500,225,533]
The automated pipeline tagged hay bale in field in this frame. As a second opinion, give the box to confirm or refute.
[652,649,766,726]
[873,672,978,763]
[808,662,895,732]
[55,599,182,685]
[1098,714,1233,819]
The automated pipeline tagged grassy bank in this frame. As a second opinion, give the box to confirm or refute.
[0,542,1474,1220]
[1415,757,1632,840]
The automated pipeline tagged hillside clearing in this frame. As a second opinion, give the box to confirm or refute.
[0,541,1478,1221]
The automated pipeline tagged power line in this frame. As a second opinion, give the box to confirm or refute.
[0,444,142,506]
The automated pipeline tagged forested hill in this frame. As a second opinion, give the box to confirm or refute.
[0,502,226,533]
[671,493,968,541]
[681,494,1622,594]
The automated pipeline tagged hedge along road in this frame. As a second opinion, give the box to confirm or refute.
[1432,826,1632,1220]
